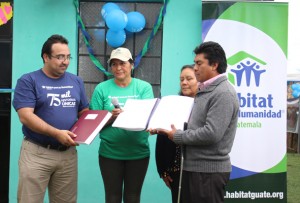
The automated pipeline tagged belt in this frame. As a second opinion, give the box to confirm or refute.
[24,137,70,151]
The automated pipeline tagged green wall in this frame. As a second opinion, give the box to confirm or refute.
[162,0,202,96]
[10,0,201,202]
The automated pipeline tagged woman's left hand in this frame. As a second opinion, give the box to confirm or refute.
[162,175,173,189]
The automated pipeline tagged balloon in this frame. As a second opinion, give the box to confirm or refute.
[105,9,128,31]
[101,3,120,20]
[292,90,300,98]
[291,83,300,91]
[125,12,146,33]
[106,29,126,48]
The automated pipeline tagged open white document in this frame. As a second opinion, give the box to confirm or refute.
[112,95,194,131]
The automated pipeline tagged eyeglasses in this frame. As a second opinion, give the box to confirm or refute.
[50,54,72,62]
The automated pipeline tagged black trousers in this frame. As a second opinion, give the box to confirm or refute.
[99,156,149,203]
[168,171,182,203]
[181,171,230,203]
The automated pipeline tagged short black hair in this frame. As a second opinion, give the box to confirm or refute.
[193,41,227,74]
[41,34,68,63]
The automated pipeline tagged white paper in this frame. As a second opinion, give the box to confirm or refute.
[148,95,194,130]
[112,96,194,131]
[112,98,158,131]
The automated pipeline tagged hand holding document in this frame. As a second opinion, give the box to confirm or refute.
[70,110,112,144]
[112,95,194,131]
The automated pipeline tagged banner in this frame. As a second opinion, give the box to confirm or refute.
[202,2,288,202]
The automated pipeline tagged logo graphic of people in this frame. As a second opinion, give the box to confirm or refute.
[228,51,266,87]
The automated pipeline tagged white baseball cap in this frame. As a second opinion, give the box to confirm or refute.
[107,47,133,65]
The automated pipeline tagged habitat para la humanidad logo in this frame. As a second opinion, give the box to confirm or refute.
[227,51,282,126]
[202,19,286,131]
[202,18,287,173]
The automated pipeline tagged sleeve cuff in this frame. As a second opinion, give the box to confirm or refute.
[173,130,184,144]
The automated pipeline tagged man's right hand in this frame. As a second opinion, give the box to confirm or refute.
[54,130,78,146]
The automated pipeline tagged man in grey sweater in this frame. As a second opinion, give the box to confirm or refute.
[151,41,239,203]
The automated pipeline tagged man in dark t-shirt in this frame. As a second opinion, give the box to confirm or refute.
[13,34,89,203]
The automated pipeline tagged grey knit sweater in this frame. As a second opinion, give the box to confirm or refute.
[173,75,239,173]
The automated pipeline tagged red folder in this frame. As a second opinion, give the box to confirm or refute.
[70,110,112,144]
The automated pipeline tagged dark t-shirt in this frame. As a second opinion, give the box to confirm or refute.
[13,69,89,147]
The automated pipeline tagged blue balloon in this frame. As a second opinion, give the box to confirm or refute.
[101,3,120,20]
[291,83,300,91]
[125,12,146,33]
[292,90,300,98]
[105,9,128,31]
[106,29,126,48]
